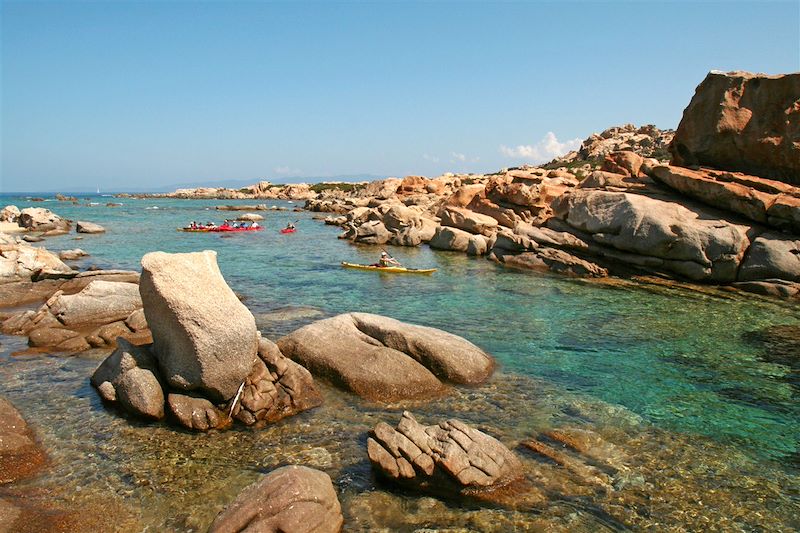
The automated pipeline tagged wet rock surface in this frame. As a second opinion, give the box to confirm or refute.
[0,396,46,484]
[208,465,343,533]
[231,339,323,426]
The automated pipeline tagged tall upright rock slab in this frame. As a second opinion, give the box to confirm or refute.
[670,71,800,183]
[139,251,257,401]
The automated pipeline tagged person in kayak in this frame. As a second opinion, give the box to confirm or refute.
[286,222,295,230]
[377,251,401,268]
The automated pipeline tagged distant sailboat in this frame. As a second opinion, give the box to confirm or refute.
[96,186,100,194]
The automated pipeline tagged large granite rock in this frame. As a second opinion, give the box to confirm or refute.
[438,207,498,237]
[670,71,800,183]
[90,339,165,420]
[0,396,47,484]
[738,232,800,282]
[49,280,142,327]
[429,226,472,253]
[554,189,752,282]
[277,313,494,402]
[208,465,343,533]
[367,412,523,501]
[140,251,258,402]
[76,221,106,234]
[17,207,70,232]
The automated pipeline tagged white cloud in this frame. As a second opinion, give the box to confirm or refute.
[273,165,301,175]
[449,152,480,164]
[499,132,582,163]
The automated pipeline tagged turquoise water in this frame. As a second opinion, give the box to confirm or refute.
[3,194,799,461]
[1,194,799,530]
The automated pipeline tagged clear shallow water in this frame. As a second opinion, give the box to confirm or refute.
[1,194,799,530]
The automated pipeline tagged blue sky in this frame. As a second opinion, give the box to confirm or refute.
[2,1,798,192]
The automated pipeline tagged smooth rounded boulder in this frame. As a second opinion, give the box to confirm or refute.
[140,251,258,402]
[277,312,494,402]
[208,465,343,533]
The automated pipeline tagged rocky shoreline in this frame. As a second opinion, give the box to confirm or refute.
[0,69,798,532]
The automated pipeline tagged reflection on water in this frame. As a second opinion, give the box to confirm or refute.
[1,195,799,530]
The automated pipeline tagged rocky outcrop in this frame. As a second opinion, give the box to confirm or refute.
[555,124,674,165]
[0,235,74,282]
[277,313,494,402]
[58,248,88,261]
[670,71,800,183]
[738,232,800,282]
[208,465,343,533]
[438,207,498,237]
[90,339,165,420]
[339,204,437,247]
[651,164,800,233]
[49,280,142,327]
[17,207,70,233]
[140,251,258,402]
[87,250,321,431]
[76,221,105,234]
[429,226,473,253]
[235,213,264,222]
[0,205,20,223]
[1,277,148,352]
[0,396,46,484]
[554,189,752,282]
[367,412,523,502]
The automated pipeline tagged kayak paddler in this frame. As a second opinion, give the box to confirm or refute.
[378,251,401,268]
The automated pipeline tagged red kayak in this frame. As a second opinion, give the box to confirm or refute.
[280,228,296,234]
[180,225,263,233]
[213,225,263,232]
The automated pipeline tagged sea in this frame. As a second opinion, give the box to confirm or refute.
[1,194,798,531]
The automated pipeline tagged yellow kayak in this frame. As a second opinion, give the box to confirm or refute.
[341,261,437,274]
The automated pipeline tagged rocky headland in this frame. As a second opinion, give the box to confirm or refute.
[294,71,800,299]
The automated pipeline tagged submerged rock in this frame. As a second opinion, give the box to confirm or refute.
[140,250,258,402]
[208,465,343,533]
[367,412,523,502]
[0,396,47,484]
[277,312,494,402]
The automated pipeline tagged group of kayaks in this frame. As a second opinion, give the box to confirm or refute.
[179,221,435,274]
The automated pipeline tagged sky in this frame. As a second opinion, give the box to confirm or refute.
[1,1,798,192]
